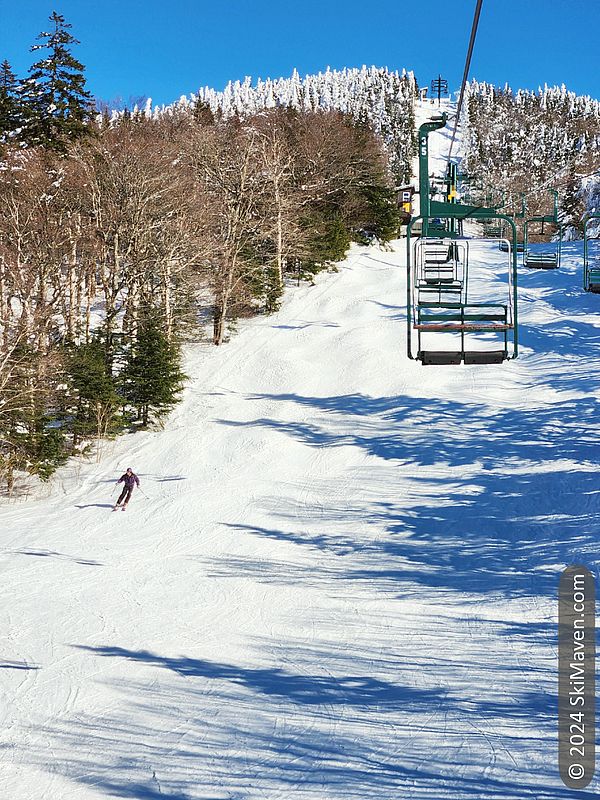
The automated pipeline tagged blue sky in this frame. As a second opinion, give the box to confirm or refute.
[1,1,598,106]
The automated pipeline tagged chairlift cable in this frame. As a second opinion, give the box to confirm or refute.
[447,0,484,165]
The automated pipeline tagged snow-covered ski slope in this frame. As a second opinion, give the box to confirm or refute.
[1,233,599,799]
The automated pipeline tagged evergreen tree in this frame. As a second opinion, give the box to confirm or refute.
[26,422,70,481]
[66,338,121,446]
[122,310,186,427]
[359,185,402,242]
[0,344,69,493]
[20,11,93,150]
[562,168,585,233]
[0,60,22,138]
[300,207,350,275]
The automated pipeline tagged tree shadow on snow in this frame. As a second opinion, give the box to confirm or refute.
[26,638,597,800]
[215,391,600,602]
[73,644,443,708]
[272,322,341,330]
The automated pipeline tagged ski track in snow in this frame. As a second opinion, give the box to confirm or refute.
[1,224,600,795]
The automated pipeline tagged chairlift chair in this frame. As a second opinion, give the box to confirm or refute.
[583,214,600,292]
[407,220,518,365]
[407,115,518,365]
[523,190,563,269]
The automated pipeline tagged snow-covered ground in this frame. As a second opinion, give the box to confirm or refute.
[1,230,599,798]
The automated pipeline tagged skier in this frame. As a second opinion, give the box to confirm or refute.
[113,467,140,510]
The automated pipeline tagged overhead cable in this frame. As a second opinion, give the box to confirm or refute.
[447,0,484,165]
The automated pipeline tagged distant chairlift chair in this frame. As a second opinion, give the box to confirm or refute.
[583,214,600,293]
[523,190,564,269]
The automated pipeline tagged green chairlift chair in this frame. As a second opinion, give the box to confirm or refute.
[407,115,518,365]
[523,190,564,269]
[583,214,600,293]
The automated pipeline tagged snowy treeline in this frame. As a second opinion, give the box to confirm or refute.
[120,67,418,184]
[462,80,600,225]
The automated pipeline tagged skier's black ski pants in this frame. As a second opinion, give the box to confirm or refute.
[117,486,133,506]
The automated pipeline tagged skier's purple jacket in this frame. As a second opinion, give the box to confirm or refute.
[118,471,140,489]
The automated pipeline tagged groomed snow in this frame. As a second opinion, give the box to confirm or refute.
[1,236,599,799]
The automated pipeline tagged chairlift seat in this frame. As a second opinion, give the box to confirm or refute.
[418,312,507,322]
[416,302,509,332]
[587,268,600,293]
[418,283,463,290]
[415,322,511,331]
[498,241,524,253]
[424,256,454,265]
[422,277,458,285]
[524,251,558,269]
[418,301,464,308]
[423,267,456,275]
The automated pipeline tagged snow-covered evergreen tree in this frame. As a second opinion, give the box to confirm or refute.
[20,12,93,150]
[462,80,600,218]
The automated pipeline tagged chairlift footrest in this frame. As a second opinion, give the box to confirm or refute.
[418,350,508,365]
[418,351,463,365]
[463,350,507,364]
